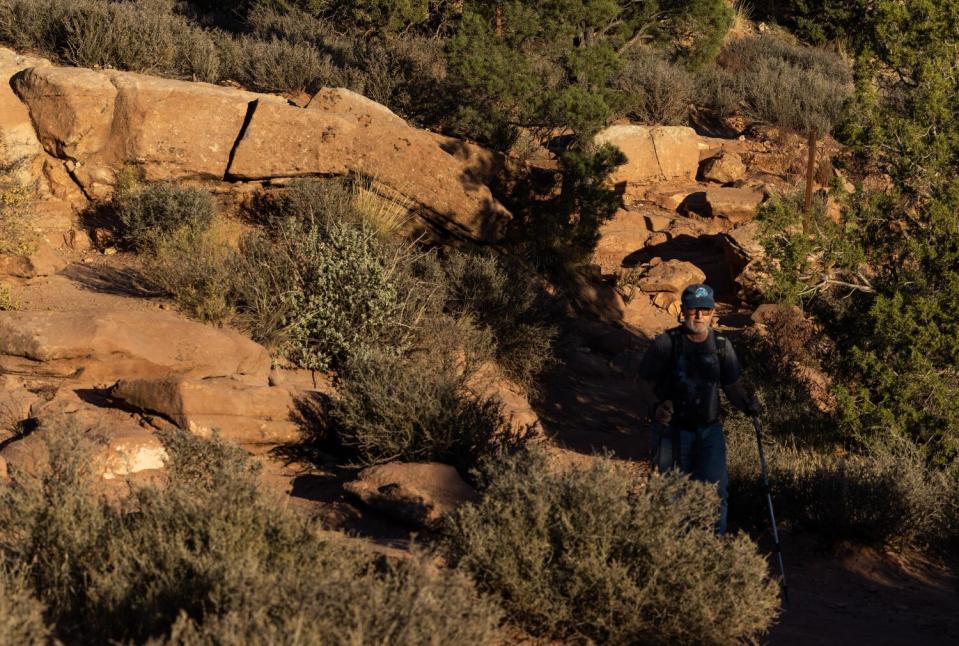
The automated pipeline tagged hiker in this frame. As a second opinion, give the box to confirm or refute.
[637,283,759,534]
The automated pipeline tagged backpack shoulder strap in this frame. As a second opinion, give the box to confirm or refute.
[714,332,727,362]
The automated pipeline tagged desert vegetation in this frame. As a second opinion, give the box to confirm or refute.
[0,424,503,644]
[2,0,958,642]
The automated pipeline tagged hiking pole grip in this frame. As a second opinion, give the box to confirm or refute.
[752,415,789,605]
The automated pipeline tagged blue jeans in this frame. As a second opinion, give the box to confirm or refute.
[651,422,728,534]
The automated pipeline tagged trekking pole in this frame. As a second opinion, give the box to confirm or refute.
[751,415,788,604]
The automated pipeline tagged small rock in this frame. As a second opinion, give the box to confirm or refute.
[345,462,478,528]
[653,291,682,315]
[646,232,669,247]
[700,151,746,184]
[63,228,92,252]
[102,247,117,256]
[705,187,764,223]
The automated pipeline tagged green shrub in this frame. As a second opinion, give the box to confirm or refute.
[719,34,853,135]
[445,448,781,644]
[112,179,216,252]
[232,204,416,371]
[442,250,555,389]
[0,0,220,80]
[216,32,338,94]
[332,335,533,473]
[0,424,503,644]
[617,48,695,125]
[726,415,959,550]
[0,565,50,645]
[145,225,236,323]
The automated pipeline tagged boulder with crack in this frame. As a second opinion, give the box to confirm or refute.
[594,125,703,202]
[110,375,301,445]
[0,310,271,387]
[228,88,511,242]
[345,462,478,528]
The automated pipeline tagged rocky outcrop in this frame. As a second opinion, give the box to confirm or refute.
[593,209,652,273]
[345,462,478,528]
[635,259,706,293]
[11,65,510,241]
[0,310,271,387]
[110,376,301,445]
[0,240,69,279]
[228,88,510,241]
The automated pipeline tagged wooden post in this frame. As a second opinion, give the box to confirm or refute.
[495,4,502,37]
[803,129,817,213]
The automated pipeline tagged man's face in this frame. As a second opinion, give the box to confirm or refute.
[683,307,714,335]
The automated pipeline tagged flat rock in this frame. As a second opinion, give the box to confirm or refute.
[705,187,764,223]
[467,362,541,435]
[700,151,746,184]
[0,310,271,387]
[228,88,511,242]
[344,462,478,528]
[111,376,301,445]
[637,260,706,293]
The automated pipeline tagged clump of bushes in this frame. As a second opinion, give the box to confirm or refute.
[617,48,696,125]
[725,414,959,551]
[332,335,533,472]
[445,448,781,645]
[0,424,503,644]
[111,177,216,252]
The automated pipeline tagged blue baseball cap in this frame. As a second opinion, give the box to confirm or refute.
[681,283,715,310]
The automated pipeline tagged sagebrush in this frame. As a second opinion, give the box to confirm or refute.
[445,448,780,644]
[0,424,503,644]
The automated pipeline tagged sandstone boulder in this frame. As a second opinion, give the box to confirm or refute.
[0,310,271,386]
[344,462,478,528]
[700,151,746,184]
[12,65,285,197]
[637,260,706,293]
[0,240,69,279]
[111,376,301,445]
[594,125,701,199]
[593,209,651,273]
[722,222,765,300]
[228,88,511,242]
[643,181,708,213]
[0,48,49,186]
[705,187,764,222]
[2,389,166,480]
[11,66,117,162]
